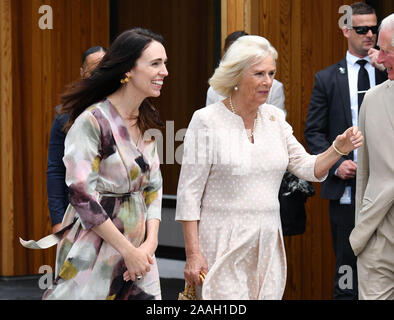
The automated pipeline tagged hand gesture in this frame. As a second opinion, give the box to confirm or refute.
[123,240,156,282]
[184,252,208,286]
[337,160,357,180]
[334,126,363,155]
[368,48,385,72]
[122,247,153,282]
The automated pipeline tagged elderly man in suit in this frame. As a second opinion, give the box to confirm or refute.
[304,2,388,300]
[349,13,394,300]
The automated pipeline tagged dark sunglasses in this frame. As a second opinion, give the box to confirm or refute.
[351,25,378,35]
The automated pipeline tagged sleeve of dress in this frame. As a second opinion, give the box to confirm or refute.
[175,111,212,221]
[282,113,327,183]
[143,140,162,221]
[47,113,69,226]
[63,111,109,230]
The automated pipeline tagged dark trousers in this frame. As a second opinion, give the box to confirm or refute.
[329,199,358,300]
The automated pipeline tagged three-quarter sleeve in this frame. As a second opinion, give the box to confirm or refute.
[63,111,109,230]
[282,113,327,182]
[175,111,212,221]
[143,140,162,221]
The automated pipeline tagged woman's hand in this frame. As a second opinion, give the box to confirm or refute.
[184,252,208,286]
[92,219,153,282]
[123,239,158,281]
[122,247,153,282]
[123,219,160,281]
[334,126,363,155]
[179,220,207,286]
[138,238,158,257]
[315,126,363,179]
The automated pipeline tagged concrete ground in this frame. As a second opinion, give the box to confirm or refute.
[0,258,185,300]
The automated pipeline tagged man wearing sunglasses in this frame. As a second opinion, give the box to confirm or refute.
[304,2,388,300]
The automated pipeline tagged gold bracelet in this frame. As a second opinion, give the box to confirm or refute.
[332,141,349,156]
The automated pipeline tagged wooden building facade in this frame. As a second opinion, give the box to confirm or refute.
[0,0,392,299]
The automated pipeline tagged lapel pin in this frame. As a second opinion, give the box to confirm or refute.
[339,67,346,74]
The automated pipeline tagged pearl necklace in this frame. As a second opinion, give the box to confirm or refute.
[229,95,258,141]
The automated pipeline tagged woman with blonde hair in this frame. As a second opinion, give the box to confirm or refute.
[176,35,363,299]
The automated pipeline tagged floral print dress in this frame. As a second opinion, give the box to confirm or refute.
[22,99,162,300]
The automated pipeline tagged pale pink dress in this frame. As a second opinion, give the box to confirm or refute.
[175,102,326,300]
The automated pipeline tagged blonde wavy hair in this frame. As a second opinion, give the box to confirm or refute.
[209,35,278,97]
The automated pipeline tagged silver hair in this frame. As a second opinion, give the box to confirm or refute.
[379,13,394,32]
[209,35,278,98]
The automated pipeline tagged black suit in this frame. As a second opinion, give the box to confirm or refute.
[47,106,70,226]
[304,58,387,299]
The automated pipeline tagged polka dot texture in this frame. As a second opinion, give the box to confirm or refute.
[175,102,326,300]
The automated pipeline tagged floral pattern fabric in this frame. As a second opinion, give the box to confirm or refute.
[43,99,162,300]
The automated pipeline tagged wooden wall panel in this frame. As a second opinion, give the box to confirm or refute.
[2,0,391,300]
[0,0,109,276]
[0,0,14,276]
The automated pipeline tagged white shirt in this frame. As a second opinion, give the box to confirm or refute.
[346,51,376,162]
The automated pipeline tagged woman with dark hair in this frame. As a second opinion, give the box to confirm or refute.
[21,28,168,300]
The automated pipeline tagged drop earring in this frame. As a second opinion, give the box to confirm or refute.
[234,85,238,91]
[120,74,131,84]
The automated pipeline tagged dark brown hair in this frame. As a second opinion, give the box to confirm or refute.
[81,46,107,66]
[59,28,164,134]
[223,30,249,53]
[350,2,376,16]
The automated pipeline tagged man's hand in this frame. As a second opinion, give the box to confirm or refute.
[368,48,385,72]
[336,160,357,180]
[52,223,62,233]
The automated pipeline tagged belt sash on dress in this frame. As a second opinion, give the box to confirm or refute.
[19,191,143,250]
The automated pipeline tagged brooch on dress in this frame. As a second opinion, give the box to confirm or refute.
[269,115,276,121]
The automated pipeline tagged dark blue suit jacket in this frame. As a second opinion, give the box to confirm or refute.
[304,58,387,200]
[47,106,70,226]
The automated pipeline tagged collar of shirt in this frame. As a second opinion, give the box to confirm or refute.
[346,51,371,66]
[345,51,376,86]
[345,50,376,103]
